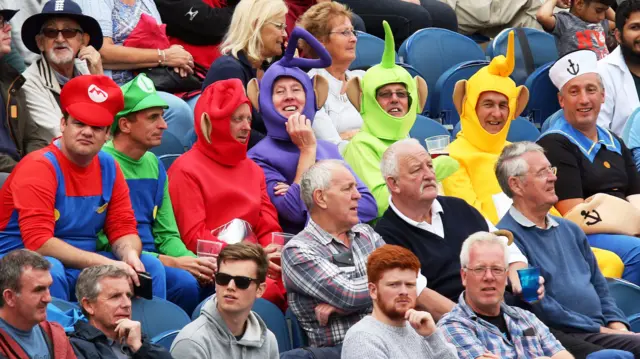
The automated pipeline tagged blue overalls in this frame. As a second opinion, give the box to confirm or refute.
[126,159,210,315]
[0,148,166,301]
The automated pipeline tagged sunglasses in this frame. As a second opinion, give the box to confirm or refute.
[215,272,259,290]
[41,28,83,39]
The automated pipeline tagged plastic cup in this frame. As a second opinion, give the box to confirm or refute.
[425,135,450,159]
[517,267,541,303]
[270,233,295,266]
[197,240,223,259]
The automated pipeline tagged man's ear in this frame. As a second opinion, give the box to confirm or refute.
[384,176,398,195]
[415,76,428,113]
[507,176,523,198]
[200,112,212,144]
[82,33,90,46]
[36,35,45,52]
[314,75,329,108]
[514,86,530,118]
[80,297,96,316]
[117,116,129,134]
[453,80,467,115]
[368,282,377,300]
[312,189,328,209]
[256,282,266,299]
[614,28,622,45]
[247,78,260,111]
[346,77,363,112]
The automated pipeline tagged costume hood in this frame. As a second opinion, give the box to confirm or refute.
[355,21,424,141]
[456,31,529,154]
[251,26,331,141]
[194,78,252,166]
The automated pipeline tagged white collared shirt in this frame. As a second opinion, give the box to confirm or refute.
[389,197,528,264]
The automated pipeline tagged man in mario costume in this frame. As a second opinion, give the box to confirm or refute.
[0,75,166,301]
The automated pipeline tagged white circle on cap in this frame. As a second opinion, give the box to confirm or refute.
[88,84,109,103]
[137,76,155,94]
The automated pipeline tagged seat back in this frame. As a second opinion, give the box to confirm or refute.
[409,115,451,147]
[191,295,214,320]
[252,298,291,352]
[431,60,488,127]
[622,107,640,149]
[491,28,558,85]
[131,297,191,338]
[399,28,485,116]
[541,109,565,134]
[506,117,541,142]
[285,308,308,349]
[158,154,181,170]
[151,329,180,351]
[150,131,185,157]
[350,31,398,71]
[522,62,561,127]
[606,277,640,317]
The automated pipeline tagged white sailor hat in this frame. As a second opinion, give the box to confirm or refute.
[549,50,598,91]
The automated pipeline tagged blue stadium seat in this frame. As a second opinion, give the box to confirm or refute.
[349,31,398,71]
[131,297,191,338]
[489,28,558,85]
[151,329,180,350]
[50,297,80,312]
[606,278,640,318]
[150,131,185,157]
[622,107,640,147]
[191,295,214,321]
[158,154,181,170]
[451,117,539,142]
[431,60,488,127]
[285,308,308,349]
[399,28,485,117]
[252,298,291,352]
[409,115,451,146]
[541,109,564,134]
[507,117,540,142]
[396,62,424,79]
[522,62,561,127]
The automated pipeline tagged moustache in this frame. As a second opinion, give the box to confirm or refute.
[419,181,437,194]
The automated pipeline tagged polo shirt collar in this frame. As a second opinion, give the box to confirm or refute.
[508,206,559,229]
[389,196,443,228]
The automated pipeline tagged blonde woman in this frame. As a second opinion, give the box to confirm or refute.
[299,2,363,153]
[202,0,288,148]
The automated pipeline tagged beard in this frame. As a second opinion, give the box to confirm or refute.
[46,45,74,66]
[376,296,415,321]
[620,39,640,66]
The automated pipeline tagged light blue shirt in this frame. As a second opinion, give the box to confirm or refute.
[0,317,50,359]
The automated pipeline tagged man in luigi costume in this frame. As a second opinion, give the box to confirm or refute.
[99,73,216,315]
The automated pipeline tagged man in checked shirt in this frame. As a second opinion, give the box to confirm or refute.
[281,159,428,358]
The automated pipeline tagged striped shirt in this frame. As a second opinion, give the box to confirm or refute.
[438,293,565,359]
[281,219,384,347]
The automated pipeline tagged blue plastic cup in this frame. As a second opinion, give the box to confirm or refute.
[517,267,540,303]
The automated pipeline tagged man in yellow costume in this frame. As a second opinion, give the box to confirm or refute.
[443,31,623,278]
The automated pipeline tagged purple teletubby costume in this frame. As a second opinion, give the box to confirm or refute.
[247,27,377,234]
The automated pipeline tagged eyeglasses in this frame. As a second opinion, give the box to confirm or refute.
[464,266,507,277]
[40,28,83,39]
[268,21,287,32]
[329,29,358,38]
[377,91,409,99]
[535,166,557,179]
[215,272,259,290]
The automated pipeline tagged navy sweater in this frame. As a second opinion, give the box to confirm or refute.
[498,211,627,333]
[375,196,489,301]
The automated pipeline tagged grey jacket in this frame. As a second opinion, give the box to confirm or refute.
[170,297,279,359]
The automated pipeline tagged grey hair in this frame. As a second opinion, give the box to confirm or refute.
[0,250,50,307]
[459,232,509,269]
[300,159,347,210]
[495,141,545,198]
[380,138,423,182]
[75,265,129,317]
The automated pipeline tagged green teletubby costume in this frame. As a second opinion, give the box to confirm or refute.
[343,21,459,218]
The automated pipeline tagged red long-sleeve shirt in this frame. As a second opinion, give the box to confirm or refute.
[0,143,138,250]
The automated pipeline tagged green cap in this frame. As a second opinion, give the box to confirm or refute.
[112,73,169,133]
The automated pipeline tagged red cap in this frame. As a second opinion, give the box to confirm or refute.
[60,75,125,127]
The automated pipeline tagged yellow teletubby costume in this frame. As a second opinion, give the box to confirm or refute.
[442,31,529,225]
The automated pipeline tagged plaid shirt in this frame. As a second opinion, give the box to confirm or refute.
[281,219,384,347]
[438,293,565,359]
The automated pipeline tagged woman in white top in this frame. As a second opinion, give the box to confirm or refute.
[299,2,363,153]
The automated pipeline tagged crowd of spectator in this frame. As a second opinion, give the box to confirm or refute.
[4,0,640,358]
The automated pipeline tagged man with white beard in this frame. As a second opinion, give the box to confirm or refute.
[20,0,104,142]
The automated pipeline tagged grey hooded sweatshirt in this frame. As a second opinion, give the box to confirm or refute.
[170,297,279,359]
